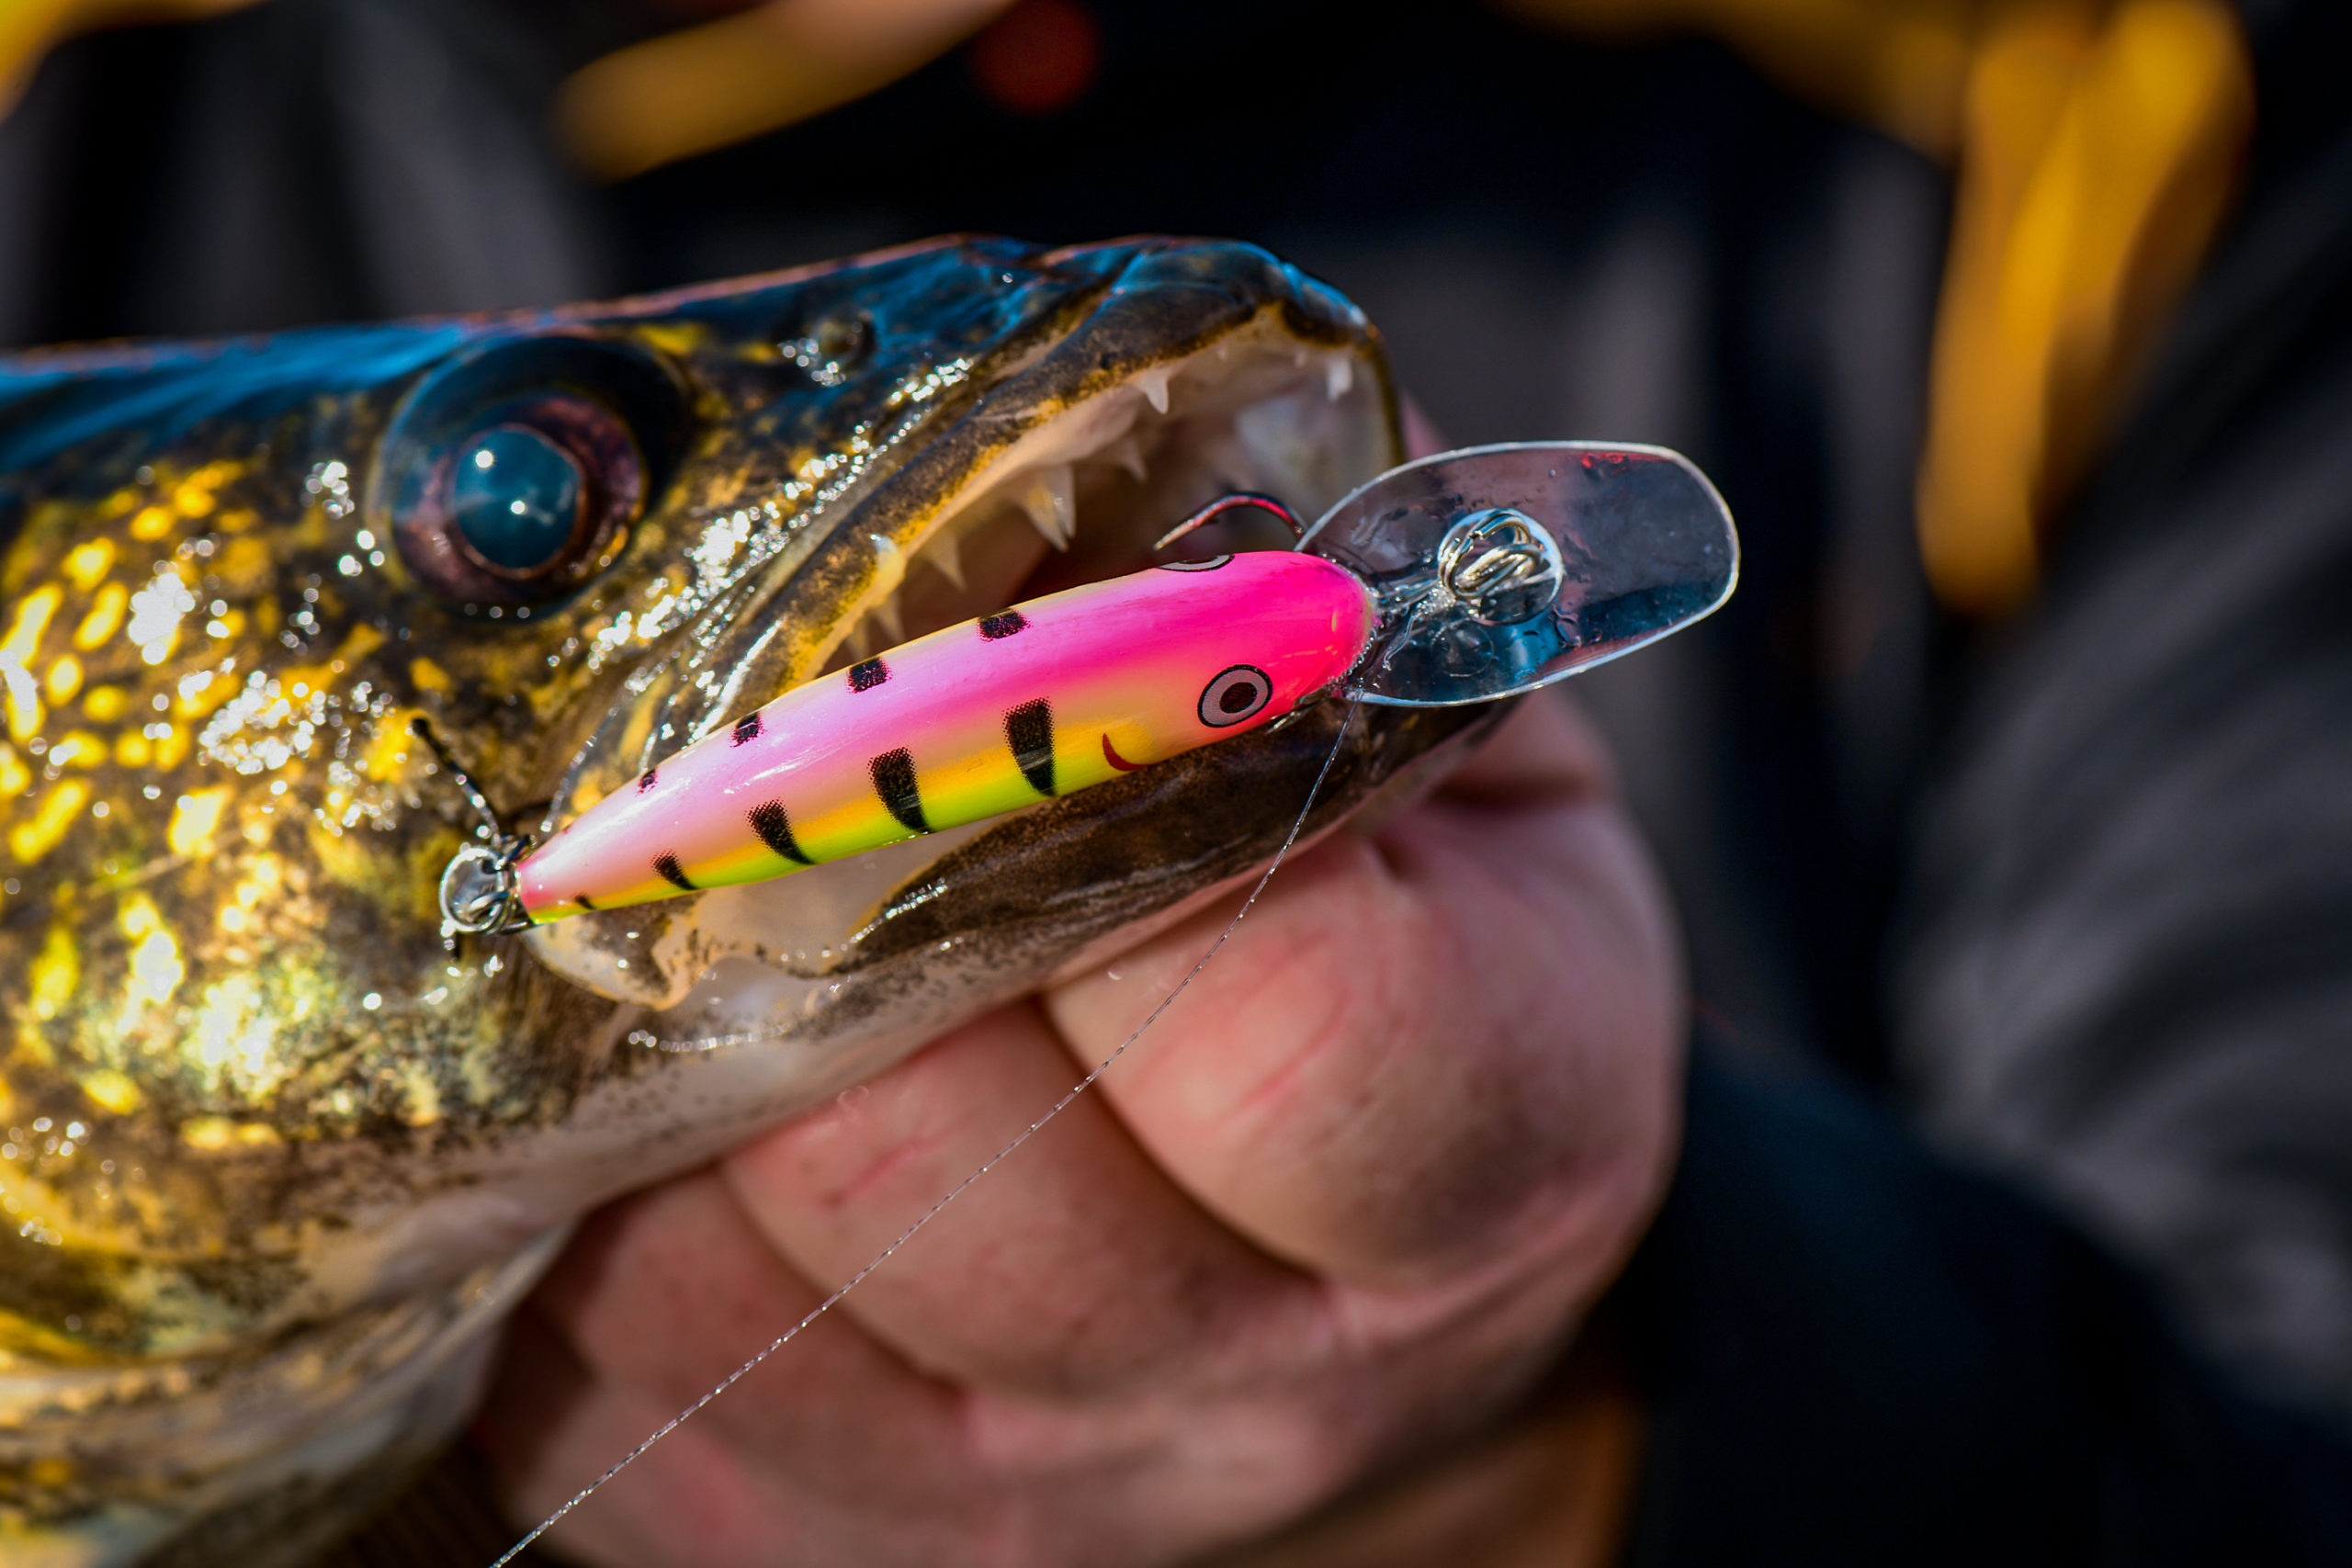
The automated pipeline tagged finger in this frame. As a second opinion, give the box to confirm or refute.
[718,998,1318,1395]
[478,1309,769,1568]
[486,1165,962,1488]
[479,1316,983,1568]
[1442,687,1618,806]
[1044,693,1683,1295]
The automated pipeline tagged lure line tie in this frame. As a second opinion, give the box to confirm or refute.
[412,716,537,940]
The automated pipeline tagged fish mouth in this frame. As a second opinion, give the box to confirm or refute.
[524,248,1487,1064]
[813,309,1387,678]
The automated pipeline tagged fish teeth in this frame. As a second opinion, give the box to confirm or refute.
[1134,367,1171,415]
[868,593,906,646]
[1105,434,1148,482]
[928,528,967,591]
[1325,355,1353,400]
[1021,464,1076,551]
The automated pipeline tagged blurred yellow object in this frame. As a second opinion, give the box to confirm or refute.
[1497,0,1982,155]
[1921,0,2248,611]
[1503,0,2252,613]
[0,0,263,120]
[557,0,1017,182]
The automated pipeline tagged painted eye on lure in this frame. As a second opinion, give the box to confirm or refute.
[1197,664,1275,727]
[434,442,1739,935]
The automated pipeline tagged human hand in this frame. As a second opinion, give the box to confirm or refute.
[474,680,1685,1567]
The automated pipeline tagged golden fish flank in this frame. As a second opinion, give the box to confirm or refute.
[11,462,496,1013]
[0,437,516,1337]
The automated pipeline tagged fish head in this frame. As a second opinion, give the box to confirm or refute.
[0,237,1497,1562]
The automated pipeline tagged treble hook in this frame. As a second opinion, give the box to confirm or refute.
[1152,492,1305,553]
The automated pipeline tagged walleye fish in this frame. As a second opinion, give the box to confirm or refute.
[0,236,1518,1567]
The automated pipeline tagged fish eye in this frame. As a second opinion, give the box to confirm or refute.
[390,396,641,604]
[449,425,588,576]
[372,333,686,609]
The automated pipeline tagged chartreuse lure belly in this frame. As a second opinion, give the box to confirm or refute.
[440,441,1740,933]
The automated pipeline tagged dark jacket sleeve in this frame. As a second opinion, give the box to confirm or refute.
[1608,1043,2352,1568]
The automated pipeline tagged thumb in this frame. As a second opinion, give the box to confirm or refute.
[1040,693,1684,1296]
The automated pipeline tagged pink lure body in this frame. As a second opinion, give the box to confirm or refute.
[516,551,1378,921]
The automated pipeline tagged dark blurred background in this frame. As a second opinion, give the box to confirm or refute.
[6,0,2349,1471]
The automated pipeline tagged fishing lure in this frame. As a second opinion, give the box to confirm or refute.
[438,441,1738,934]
